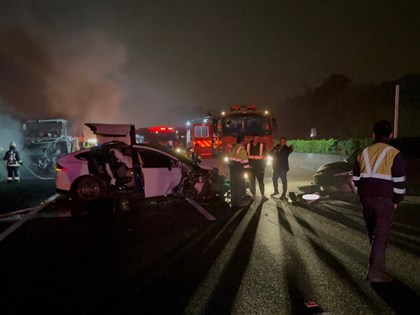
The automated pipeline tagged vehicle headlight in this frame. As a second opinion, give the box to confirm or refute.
[176,148,181,153]
[223,156,229,163]
[267,155,273,165]
[244,172,249,179]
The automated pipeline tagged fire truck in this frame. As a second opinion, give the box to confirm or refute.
[188,105,277,158]
[136,126,183,151]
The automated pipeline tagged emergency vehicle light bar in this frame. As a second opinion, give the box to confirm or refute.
[149,126,174,133]
[230,105,257,111]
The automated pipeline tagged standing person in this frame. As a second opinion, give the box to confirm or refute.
[229,136,251,209]
[246,134,268,201]
[271,137,293,199]
[3,142,23,183]
[353,120,406,283]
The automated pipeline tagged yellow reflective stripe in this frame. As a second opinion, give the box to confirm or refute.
[361,173,393,181]
[393,187,406,194]
[372,146,392,173]
[392,176,406,183]
[363,148,372,173]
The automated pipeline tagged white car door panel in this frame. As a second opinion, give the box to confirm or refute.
[137,147,182,198]
[142,168,182,198]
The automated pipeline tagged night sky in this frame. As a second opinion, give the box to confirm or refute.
[1,0,419,127]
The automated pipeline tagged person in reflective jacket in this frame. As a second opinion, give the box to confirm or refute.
[229,136,251,209]
[353,120,406,283]
[246,134,268,201]
[3,142,23,183]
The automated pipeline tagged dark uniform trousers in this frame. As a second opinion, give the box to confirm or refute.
[7,166,20,181]
[229,162,246,207]
[272,169,287,195]
[249,164,265,196]
[361,196,395,272]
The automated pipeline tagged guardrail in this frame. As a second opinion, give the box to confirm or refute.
[289,152,346,170]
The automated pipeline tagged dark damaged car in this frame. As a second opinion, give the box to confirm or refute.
[312,137,420,195]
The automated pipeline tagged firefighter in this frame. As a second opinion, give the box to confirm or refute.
[3,142,23,183]
[353,120,406,283]
[228,136,251,209]
[246,133,268,201]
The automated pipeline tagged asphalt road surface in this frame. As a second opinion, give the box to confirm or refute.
[0,167,419,314]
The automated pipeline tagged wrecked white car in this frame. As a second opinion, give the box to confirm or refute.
[55,123,229,203]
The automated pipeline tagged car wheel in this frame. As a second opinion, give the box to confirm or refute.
[72,176,106,202]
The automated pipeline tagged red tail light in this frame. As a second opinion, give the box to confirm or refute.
[55,163,67,173]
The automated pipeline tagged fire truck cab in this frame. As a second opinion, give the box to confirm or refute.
[188,105,276,159]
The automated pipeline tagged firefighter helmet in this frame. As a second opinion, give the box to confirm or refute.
[9,142,16,148]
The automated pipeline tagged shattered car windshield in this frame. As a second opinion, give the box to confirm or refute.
[222,114,272,136]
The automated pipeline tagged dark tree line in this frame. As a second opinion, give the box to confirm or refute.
[276,74,420,139]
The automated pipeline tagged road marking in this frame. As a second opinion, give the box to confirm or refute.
[0,207,34,219]
[0,193,59,243]
[185,198,216,221]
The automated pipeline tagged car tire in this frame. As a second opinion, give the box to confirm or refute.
[71,175,107,202]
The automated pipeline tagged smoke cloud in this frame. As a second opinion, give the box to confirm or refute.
[0,24,127,132]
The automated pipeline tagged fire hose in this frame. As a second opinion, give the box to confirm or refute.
[22,164,55,180]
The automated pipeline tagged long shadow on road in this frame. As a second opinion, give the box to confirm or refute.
[202,204,263,314]
[299,202,420,257]
[124,203,257,314]
[277,205,294,235]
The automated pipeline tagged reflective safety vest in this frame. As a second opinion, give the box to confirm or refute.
[229,144,250,168]
[246,142,265,160]
[353,142,406,197]
[5,149,21,167]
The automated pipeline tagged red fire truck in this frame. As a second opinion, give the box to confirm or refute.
[189,105,277,158]
[136,126,183,150]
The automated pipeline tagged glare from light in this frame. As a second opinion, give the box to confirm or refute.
[204,119,208,123]
[186,121,191,126]
[244,172,249,179]
[264,110,269,115]
[267,155,273,165]
[223,156,229,163]
[221,111,225,116]
[87,138,97,145]
[176,148,181,153]
[302,194,320,201]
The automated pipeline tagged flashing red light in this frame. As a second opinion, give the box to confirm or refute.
[149,126,175,133]
[230,105,257,111]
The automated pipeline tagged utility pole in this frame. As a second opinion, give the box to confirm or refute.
[394,84,400,138]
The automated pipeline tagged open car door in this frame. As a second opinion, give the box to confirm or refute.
[85,123,144,195]
[85,123,134,145]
